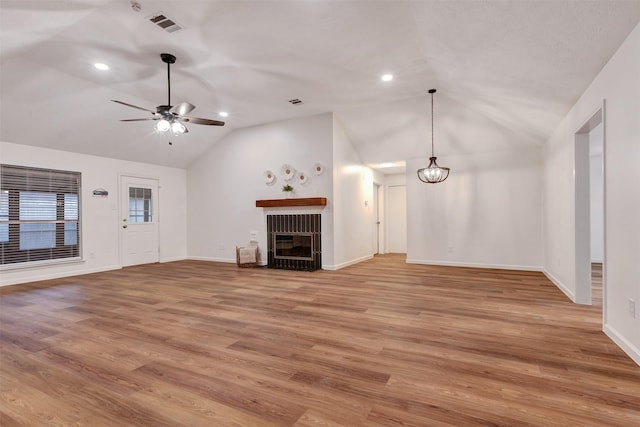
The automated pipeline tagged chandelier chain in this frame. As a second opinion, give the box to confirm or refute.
[431,90,434,157]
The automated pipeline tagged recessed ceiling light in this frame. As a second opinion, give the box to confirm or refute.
[376,162,395,168]
[381,74,393,82]
[94,63,109,71]
[218,111,229,117]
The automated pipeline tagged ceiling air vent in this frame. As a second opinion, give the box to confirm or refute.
[288,98,303,105]
[147,12,182,33]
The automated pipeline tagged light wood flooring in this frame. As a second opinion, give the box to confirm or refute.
[1,254,638,426]
[592,262,603,307]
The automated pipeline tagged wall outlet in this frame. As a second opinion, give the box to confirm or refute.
[89,252,95,259]
[447,246,454,253]
[629,299,636,319]
[250,231,258,242]
[218,245,225,251]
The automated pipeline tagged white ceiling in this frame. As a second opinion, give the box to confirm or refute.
[1,1,639,170]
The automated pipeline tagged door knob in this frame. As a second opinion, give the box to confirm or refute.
[123,225,128,229]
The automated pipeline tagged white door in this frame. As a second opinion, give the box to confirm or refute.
[387,185,407,253]
[120,176,159,266]
[373,183,381,254]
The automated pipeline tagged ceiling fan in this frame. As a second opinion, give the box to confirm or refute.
[111,53,224,134]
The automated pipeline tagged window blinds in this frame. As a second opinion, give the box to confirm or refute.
[0,164,81,265]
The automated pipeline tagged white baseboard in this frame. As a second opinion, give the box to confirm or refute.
[160,256,187,263]
[0,264,122,287]
[405,258,542,272]
[542,269,576,303]
[187,256,236,264]
[323,254,374,271]
[591,258,603,263]
[604,323,640,366]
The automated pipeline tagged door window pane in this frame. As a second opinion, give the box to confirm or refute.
[129,187,152,223]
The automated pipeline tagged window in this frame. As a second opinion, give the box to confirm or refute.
[129,187,152,223]
[0,164,81,265]
[0,191,8,243]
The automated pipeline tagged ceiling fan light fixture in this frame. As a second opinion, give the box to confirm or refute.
[171,121,186,134]
[94,62,109,71]
[156,119,171,132]
[417,89,450,184]
[112,53,225,134]
[218,111,228,117]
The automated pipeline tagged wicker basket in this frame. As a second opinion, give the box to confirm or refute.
[236,245,259,268]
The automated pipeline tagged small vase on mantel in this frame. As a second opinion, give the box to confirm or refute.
[282,184,294,199]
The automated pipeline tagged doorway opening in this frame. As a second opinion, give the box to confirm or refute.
[387,184,407,254]
[589,123,604,307]
[373,183,382,255]
[574,105,605,310]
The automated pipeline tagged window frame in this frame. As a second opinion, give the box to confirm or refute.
[0,164,82,267]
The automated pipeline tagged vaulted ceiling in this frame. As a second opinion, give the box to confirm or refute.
[1,0,639,169]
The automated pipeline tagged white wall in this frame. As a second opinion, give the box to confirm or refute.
[187,113,334,266]
[0,141,187,286]
[331,115,375,269]
[543,23,640,364]
[407,147,543,270]
[590,124,604,263]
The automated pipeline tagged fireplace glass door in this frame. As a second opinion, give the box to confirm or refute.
[274,233,313,260]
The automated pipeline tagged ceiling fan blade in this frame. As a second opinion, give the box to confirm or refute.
[178,116,225,126]
[120,118,159,122]
[111,100,156,114]
[170,102,196,116]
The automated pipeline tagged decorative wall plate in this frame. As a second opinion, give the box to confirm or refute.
[312,163,324,176]
[280,164,296,181]
[296,171,309,185]
[263,170,276,185]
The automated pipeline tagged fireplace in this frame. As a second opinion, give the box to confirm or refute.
[267,214,321,271]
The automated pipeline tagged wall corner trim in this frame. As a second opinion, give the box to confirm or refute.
[542,269,576,303]
[603,324,640,366]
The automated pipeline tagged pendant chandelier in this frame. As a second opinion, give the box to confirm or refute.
[417,89,450,183]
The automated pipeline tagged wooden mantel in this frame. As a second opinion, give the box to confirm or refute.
[256,197,327,208]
